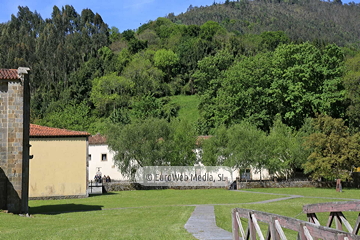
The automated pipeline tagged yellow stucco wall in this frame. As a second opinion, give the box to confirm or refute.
[29,137,88,198]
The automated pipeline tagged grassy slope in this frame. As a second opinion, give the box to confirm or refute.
[170,95,200,125]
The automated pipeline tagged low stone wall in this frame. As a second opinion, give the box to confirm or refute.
[237,180,360,189]
[101,182,227,192]
[237,181,316,189]
[29,194,88,200]
[101,179,360,192]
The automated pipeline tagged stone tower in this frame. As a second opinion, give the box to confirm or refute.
[0,67,30,213]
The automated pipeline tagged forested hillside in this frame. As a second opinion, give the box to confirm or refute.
[168,0,360,47]
[1,0,360,180]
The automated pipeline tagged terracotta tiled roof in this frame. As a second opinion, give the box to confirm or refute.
[89,133,107,145]
[0,69,19,80]
[30,124,90,137]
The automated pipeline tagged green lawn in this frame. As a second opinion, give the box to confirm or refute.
[28,189,285,213]
[1,189,283,240]
[1,188,359,239]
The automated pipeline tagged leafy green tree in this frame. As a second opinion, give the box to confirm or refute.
[109,26,121,43]
[36,101,95,132]
[199,21,226,41]
[198,42,346,133]
[259,31,290,51]
[303,115,359,181]
[226,122,270,180]
[106,118,197,177]
[131,95,179,121]
[202,122,270,180]
[198,52,274,133]
[267,116,308,179]
[131,95,162,120]
[122,29,135,41]
[168,119,197,166]
[343,53,360,132]
[271,43,346,128]
[122,52,165,96]
[109,108,131,125]
[154,49,180,82]
[107,118,172,177]
[90,73,134,116]
[128,38,148,54]
[192,50,234,94]
[201,125,230,166]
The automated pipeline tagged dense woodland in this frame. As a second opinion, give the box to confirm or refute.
[1,0,360,181]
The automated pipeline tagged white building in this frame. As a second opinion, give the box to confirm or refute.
[88,134,271,183]
[88,134,127,181]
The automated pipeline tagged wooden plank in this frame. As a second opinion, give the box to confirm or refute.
[307,213,320,226]
[338,212,353,233]
[303,201,360,214]
[305,223,337,240]
[266,225,271,240]
[232,208,360,240]
[270,217,279,240]
[352,213,360,235]
[303,222,360,240]
[232,209,240,240]
[298,223,307,240]
[251,214,265,240]
[303,226,313,240]
[327,212,336,228]
[236,212,246,239]
[335,212,344,231]
[274,219,287,240]
[248,212,256,240]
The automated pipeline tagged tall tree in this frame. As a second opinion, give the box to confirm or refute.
[303,115,359,181]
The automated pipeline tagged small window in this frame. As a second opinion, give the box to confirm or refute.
[88,154,91,161]
[101,154,107,161]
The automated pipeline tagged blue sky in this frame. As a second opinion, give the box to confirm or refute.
[1,0,359,32]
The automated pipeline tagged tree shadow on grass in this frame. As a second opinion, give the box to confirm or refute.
[29,204,104,215]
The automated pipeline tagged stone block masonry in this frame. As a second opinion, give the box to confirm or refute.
[0,67,30,214]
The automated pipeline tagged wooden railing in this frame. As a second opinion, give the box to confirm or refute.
[303,201,360,235]
[232,207,360,240]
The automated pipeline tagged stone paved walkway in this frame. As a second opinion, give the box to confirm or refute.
[185,205,232,240]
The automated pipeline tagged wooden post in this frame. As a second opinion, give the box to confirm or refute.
[270,217,279,240]
[232,208,240,240]
[353,213,360,235]
[248,212,256,240]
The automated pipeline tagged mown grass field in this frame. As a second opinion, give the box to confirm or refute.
[1,188,359,239]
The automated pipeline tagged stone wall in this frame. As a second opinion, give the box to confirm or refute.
[0,81,9,209]
[0,68,30,213]
[100,181,228,192]
[100,179,360,193]
[237,179,360,189]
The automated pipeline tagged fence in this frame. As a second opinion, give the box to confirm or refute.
[232,206,360,240]
[303,201,360,235]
